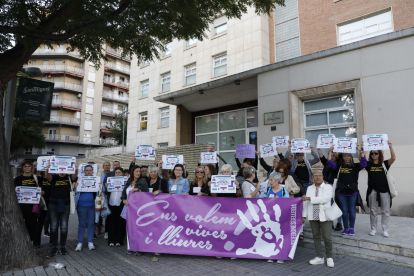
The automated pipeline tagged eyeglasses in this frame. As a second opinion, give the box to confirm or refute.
[314,175,323,177]
[195,171,204,173]
[370,152,379,156]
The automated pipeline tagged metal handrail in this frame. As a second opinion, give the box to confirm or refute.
[104,62,130,74]
[24,64,85,75]
[102,91,129,102]
[44,134,80,142]
[54,82,83,92]
[45,116,80,125]
[51,99,82,109]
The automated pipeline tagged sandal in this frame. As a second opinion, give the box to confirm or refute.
[299,233,304,240]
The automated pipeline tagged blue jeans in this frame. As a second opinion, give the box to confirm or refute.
[336,193,358,229]
[77,205,95,243]
[49,203,70,247]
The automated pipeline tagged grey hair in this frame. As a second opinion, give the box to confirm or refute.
[269,172,282,182]
[242,165,256,179]
[311,169,323,176]
[102,161,110,166]
[147,165,159,174]
[220,164,233,173]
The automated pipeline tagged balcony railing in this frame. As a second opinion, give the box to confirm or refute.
[24,64,85,76]
[51,99,82,109]
[101,107,124,116]
[105,46,130,60]
[54,82,83,93]
[44,134,80,142]
[45,116,80,125]
[103,76,130,89]
[104,62,130,74]
[102,91,129,103]
[99,138,118,146]
[32,48,81,58]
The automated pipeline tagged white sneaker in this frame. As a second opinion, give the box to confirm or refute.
[383,231,389,238]
[88,242,95,250]
[230,257,236,260]
[75,243,82,251]
[104,233,108,239]
[277,260,284,264]
[327,258,334,268]
[369,229,376,236]
[216,256,222,259]
[116,243,121,247]
[109,243,114,247]
[267,260,274,263]
[309,257,324,265]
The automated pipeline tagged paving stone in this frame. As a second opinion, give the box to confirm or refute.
[13,271,24,276]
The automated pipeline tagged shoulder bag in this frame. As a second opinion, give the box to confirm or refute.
[383,163,397,198]
[68,176,76,214]
[323,169,343,221]
[95,182,104,211]
[33,174,47,211]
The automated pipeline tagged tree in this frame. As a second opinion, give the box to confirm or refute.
[10,118,46,154]
[0,0,285,271]
[104,114,127,146]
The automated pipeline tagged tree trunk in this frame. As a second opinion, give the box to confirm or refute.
[0,42,43,271]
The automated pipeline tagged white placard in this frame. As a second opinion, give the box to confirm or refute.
[162,155,184,169]
[193,187,201,193]
[291,138,311,153]
[107,176,128,192]
[149,188,153,193]
[317,134,336,149]
[272,136,289,148]
[259,180,269,196]
[333,137,358,153]
[260,143,277,158]
[200,152,217,164]
[362,134,389,151]
[15,186,42,204]
[49,156,77,174]
[210,175,236,193]
[77,176,101,192]
[78,163,98,179]
[135,145,156,160]
[36,156,51,171]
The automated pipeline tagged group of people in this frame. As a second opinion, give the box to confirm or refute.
[14,139,396,267]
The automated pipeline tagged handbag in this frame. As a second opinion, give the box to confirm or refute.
[68,176,76,214]
[321,183,343,221]
[383,163,397,198]
[33,174,47,212]
[95,182,104,211]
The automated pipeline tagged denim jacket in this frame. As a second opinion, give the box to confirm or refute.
[168,177,190,195]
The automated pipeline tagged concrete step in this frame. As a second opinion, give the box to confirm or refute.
[298,237,414,268]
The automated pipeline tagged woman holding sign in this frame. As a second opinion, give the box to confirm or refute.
[328,144,367,236]
[74,165,97,251]
[147,165,168,196]
[241,166,261,198]
[265,172,289,199]
[104,167,127,246]
[189,166,210,196]
[168,164,190,195]
[276,163,300,197]
[365,141,396,237]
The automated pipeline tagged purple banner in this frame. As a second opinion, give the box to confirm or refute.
[127,193,303,260]
[236,144,256,158]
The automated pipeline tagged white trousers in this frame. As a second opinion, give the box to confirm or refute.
[369,190,391,232]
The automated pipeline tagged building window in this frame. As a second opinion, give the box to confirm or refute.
[160,107,169,128]
[303,94,356,157]
[213,54,227,77]
[185,65,196,85]
[186,38,197,47]
[214,16,227,35]
[140,112,148,131]
[161,73,171,93]
[86,97,94,104]
[338,9,393,45]
[141,80,149,98]
[163,42,172,56]
[158,143,168,149]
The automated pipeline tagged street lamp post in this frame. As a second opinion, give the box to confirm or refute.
[121,109,129,153]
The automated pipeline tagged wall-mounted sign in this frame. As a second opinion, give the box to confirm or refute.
[264,110,284,125]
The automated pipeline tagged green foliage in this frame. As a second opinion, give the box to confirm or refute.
[11,118,45,151]
[0,0,285,68]
[104,114,127,145]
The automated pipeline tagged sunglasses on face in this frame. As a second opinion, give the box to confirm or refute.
[371,152,379,156]
[196,171,204,173]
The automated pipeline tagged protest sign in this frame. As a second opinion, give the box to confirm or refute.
[49,156,76,174]
[162,155,184,170]
[211,175,236,193]
[36,156,51,171]
[127,193,303,260]
[291,139,311,153]
[272,136,289,148]
[107,176,128,192]
[236,144,255,159]
[200,152,218,164]
[362,134,389,151]
[78,163,98,179]
[317,134,336,149]
[77,176,100,192]
[136,145,156,160]
[333,137,358,153]
[15,186,42,204]
[260,143,277,158]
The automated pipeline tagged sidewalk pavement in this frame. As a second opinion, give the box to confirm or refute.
[2,213,414,276]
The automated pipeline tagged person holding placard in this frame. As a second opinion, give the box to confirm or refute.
[365,141,396,237]
[216,164,241,198]
[104,167,127,246]
[14,160,43,245]
[265,172,289,199]
[74,165,98,251]
[167,164,190,195]
[258,149,283,180]
[147,165,168,196]
[328,144,367,236]
[241,166,261,198]
[276,163,300,198]
[189,166,210,196]
[45,161,78,256]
